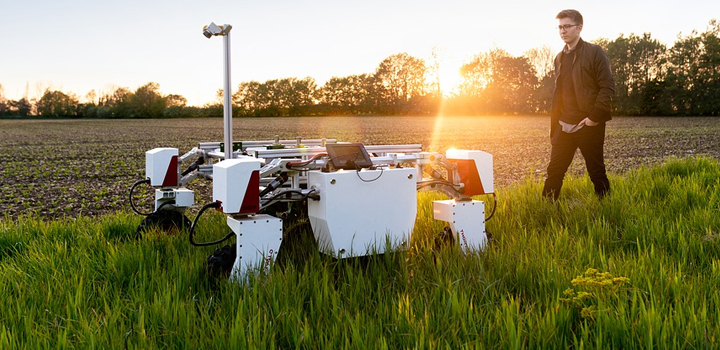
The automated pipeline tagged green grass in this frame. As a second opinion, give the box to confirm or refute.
[2,157,719,349]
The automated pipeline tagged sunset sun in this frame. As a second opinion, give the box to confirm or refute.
[437,67,462,96]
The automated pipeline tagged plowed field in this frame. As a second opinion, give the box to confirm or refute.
[2,116,719,219]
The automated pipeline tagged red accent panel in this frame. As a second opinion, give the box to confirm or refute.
[453,159,485,196]
[239,170,260,214]
[162,155,179,187]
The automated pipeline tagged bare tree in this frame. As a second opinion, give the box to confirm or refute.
[523,46,555,79]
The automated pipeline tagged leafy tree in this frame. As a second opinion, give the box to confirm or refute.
[319,76,354,107]
[490,55,537,114]
[161,94,191,118]
[605,33,667,115]
[459,48,538,114]
[233,77,317,116]
[640,78,674,115]
[163,105,198,118]
[36,90,80,117]
[665,31,703,115]
[255,79,282,116]
[8,98,32,116]
[130,82,167,118]
[657,20,720,115]
[99,87,133,117]
[318,74,374,114]
[233,81,262,116]
[531,75,555,114]
[281,77,317,116]
[373,53,428,113]
[458,50,498,99]
[0,84,8,116]
[165,94,187,108]
[694,20,720,115]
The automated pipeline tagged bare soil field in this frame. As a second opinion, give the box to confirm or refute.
[2,116,719,220]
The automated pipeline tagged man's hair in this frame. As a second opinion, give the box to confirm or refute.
[556,9,583,25]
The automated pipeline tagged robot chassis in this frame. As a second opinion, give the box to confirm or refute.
[133,137,495,282]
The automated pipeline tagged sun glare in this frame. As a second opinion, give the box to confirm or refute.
[427,48,466,98]
[437,67,462,97]
[428,64,463,151]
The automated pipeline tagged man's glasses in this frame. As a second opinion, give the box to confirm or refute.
[558,24,579,31]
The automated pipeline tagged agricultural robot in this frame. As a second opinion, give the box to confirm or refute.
[128,23,496,282]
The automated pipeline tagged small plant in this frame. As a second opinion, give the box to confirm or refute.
[560,268,631,321]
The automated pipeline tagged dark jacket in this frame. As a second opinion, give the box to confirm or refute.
[551,38,614,137]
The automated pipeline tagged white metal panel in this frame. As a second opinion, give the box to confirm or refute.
[145,148,178,187]
[446,149,494,194]
[227,214,283,283]
[213,158,261,214]
[307,168,417,258]
[433,199,487,251]
[154,188,194,211]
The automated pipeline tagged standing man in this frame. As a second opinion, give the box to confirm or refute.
[542,9,615,201]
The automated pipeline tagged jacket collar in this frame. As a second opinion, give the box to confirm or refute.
[563,37,585,54]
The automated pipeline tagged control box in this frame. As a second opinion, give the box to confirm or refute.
[213,158,262,214]
[308,168,417,258]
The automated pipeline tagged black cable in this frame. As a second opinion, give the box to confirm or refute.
[323,154,344,171]
[181,157,205,176]
[485,193,497,222]
[262,189,305,202]
[259,189,318,211]
[355,165,383,182]
[259,173,288,197]
[189,201,234,247]
[284,166,316,172]
[417,179,457,188]
[129,179,153,216]
[286,153,327,169]
[416,179,461,192]
[261,189,316,205]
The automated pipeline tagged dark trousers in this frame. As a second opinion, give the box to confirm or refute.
[542,123,609,200]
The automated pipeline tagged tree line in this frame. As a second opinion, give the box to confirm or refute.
[1,19,718,118]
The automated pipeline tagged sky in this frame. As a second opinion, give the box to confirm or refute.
[1,0,718,106]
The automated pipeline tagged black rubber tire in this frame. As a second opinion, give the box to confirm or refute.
[135,210,191,238]
[276,220,318,268]
[434,226,455,249]
[205,244,237,278]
